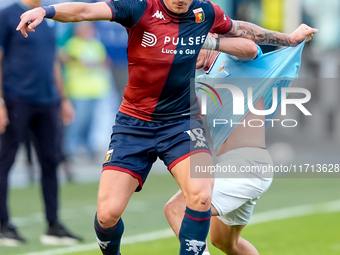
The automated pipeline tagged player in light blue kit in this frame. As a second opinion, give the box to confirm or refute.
[165,34,306,255]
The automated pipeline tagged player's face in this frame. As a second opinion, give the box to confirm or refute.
[163,0,193,14]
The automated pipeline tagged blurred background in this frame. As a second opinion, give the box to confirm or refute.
[1,0,339,186]
[1,0,340,254]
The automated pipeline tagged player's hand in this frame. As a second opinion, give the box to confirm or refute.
[61,99,75,126]
[290,24,318,46]
[0,104,9,134]
[16,7,46,38]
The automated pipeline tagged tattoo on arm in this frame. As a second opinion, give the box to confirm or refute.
[227,20,293,46]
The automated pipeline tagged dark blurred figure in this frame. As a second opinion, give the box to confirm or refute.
[234,0,280,53]
[24,129,75,185]
[0,0,82,246]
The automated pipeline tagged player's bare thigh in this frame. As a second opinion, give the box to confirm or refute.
[210,217,245,249]
[97,170,139,228]
[210,217,259,255]
[171,152,214,211]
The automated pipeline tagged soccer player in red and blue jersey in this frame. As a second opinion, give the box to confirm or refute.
[17,1,317,254]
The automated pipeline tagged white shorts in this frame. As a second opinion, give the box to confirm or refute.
[211,147,273,226]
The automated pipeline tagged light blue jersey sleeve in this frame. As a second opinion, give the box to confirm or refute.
[196,42,305,152]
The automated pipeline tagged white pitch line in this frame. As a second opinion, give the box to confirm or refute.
[19,229,174,255]
[249,199,340,225]
[330,243,340,250]
[20,200,340,255]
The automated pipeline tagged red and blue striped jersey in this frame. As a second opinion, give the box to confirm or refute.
[106,0,232,121]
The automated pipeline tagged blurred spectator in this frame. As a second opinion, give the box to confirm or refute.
[233,0,281,53]
[260,0,283,32]
[301,0,340,52]
[60,22,114,160]
[235,0,262,24]
[0,0,82,246]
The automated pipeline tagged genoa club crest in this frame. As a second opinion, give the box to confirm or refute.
[104,149,113,163]
[193,8,205,23]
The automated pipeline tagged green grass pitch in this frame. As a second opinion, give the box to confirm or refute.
[71,212,340,255]
[1,175,340,255]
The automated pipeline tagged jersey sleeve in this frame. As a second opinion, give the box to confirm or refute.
[209,2,233,35]
[106,0,148,28]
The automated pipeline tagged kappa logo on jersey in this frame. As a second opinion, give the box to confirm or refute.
[141,32,158,47]
[152,10,166,20]
[185,129,208,149]
[193,8,205,23]
[96,237,111,249]
[185,239,205,255]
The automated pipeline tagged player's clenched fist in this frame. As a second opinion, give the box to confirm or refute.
[290,24,318,46]
[16,7,46,37]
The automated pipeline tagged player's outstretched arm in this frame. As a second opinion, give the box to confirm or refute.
[226,21,318,47]
[16,2,112,38]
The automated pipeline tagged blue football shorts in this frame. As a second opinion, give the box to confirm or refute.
[103,112,211,191]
